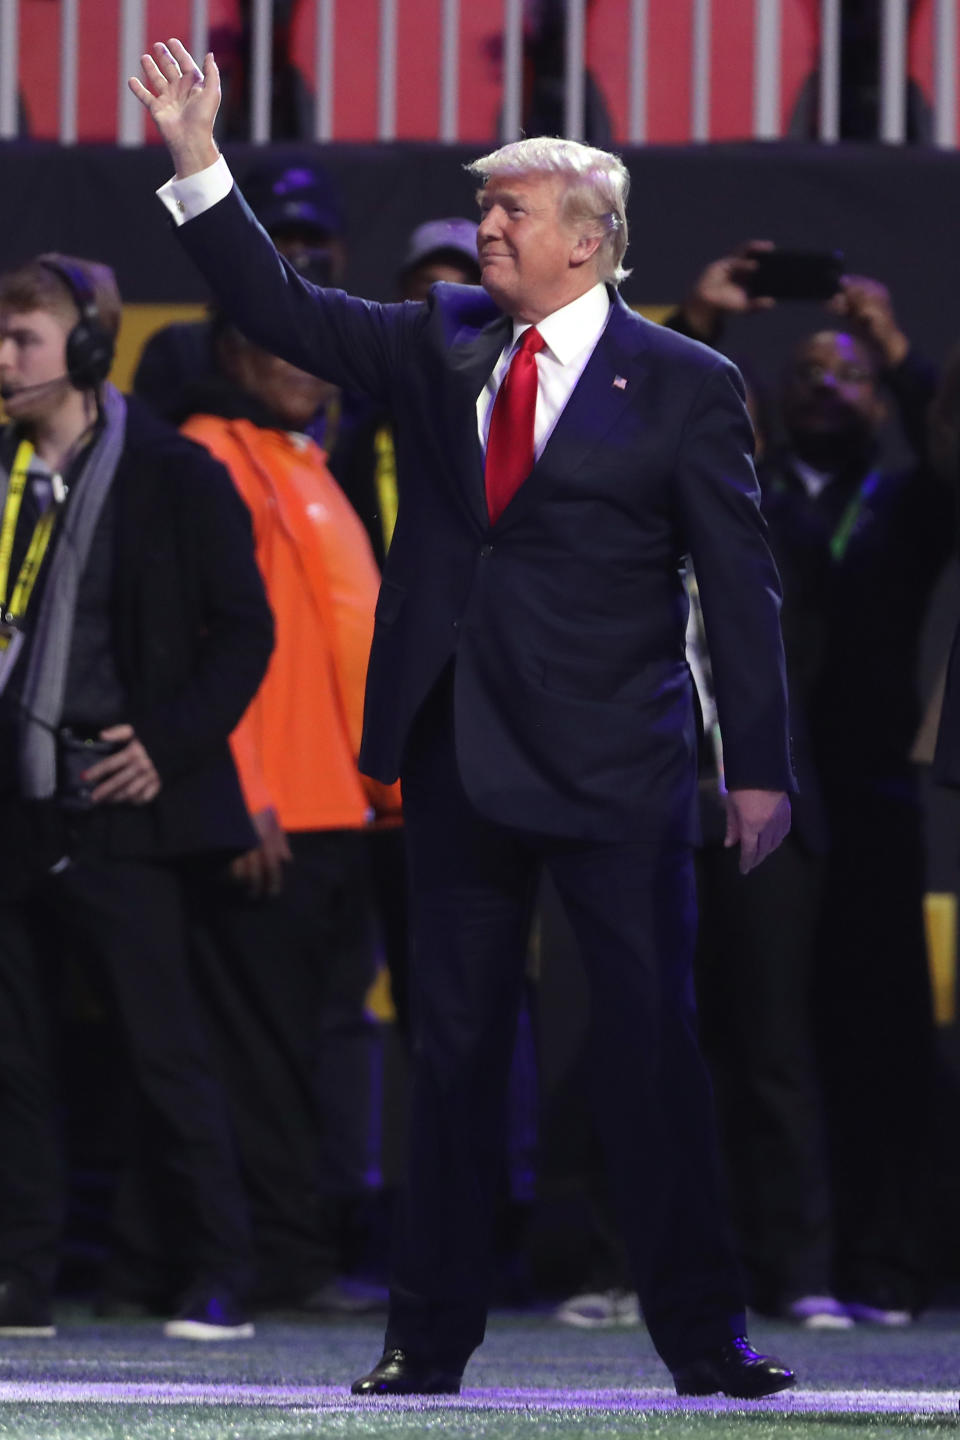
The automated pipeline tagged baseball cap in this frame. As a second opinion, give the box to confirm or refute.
[400,218,479,276]
[242,163,344,238]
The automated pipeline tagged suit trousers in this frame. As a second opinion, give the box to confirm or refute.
[384,671,745,1373]
[0,806,252,1298]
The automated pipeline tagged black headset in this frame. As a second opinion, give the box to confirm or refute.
[37,257,115,391]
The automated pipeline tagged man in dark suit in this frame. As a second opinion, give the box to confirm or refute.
[132,39,796,1398]
[0,252,273,1338]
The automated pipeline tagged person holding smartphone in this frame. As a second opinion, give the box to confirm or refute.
[672,247,949,1329]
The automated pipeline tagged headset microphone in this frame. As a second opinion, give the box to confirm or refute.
[0,375,72,403]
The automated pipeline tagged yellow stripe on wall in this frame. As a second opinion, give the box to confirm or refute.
[112,302,210,395]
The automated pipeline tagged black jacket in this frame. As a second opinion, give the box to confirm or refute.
[1,397,274,860]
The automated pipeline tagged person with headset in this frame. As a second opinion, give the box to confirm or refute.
[0,253,273,1337]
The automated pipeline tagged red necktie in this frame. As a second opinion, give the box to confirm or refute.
[484,326,545,524]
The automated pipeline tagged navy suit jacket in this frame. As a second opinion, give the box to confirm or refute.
[178,186,793,842]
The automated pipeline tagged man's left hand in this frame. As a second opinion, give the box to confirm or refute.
[724,788,791,875]
[84,724,162,806]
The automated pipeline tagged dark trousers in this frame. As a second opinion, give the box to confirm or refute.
[0,826,251,1297]
[188,829,378,1300]
[696,782,935,1315]
[815,783,935,1310]
[695,836,831,1309]
[384,676,744,1373]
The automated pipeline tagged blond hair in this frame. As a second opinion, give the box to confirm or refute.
[467,137,630,285]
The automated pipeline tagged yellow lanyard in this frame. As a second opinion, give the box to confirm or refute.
[0,439,58,629]
[373,423,398,554]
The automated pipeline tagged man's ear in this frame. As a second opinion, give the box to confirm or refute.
[570,232,603,268]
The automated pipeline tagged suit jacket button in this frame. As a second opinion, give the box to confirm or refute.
[480,544,493,557]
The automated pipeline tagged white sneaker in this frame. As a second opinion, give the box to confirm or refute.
[162,1288,255,1341]
[844,1300,912,1326]
[782,1294,853,1330]
[554,1288,641,1328]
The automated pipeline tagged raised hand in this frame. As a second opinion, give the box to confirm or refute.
[128,39,221,178]
[679,241,776,342]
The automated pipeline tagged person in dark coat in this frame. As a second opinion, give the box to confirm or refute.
[0,252,273,1339]
[673,248,949,1326]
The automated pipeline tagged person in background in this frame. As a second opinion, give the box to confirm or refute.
[676,247,947,1327]
[556,249,947,1331]
[334,217,480,573]
[212,0,313,140]
[485,0,614,149]
[176,314,401,1311]
[930,346,960,788]
[332,215,481,1041]
[134,157,347,444]
[0,253,272,1339]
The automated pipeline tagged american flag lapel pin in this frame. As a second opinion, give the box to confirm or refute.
[613,375,627,390]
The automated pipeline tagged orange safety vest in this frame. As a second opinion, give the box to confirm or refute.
[182,414,401,830]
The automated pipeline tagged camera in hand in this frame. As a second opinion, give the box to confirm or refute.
[745,249,845,302]
[57,727,121,811]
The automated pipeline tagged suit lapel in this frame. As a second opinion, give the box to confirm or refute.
[444,313,512,530]
[493,295,652,530]
[448,312,512,398]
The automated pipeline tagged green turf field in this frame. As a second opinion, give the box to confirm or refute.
[0,1309,956,1438]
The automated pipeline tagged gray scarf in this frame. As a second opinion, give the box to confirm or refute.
[11,383,127,797]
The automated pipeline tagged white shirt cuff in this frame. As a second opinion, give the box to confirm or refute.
[157,154,233,226]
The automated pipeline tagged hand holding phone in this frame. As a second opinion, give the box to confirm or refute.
[679,240,778,338]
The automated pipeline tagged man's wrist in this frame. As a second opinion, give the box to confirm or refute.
[158,153,232,226]
[172,138,220,180]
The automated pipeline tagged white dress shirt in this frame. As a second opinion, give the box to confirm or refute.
[476,283,612,457]
[792,457,835,499]
[157,154,233,225]
[158,158,613,452]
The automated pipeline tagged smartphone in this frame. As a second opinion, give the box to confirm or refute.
[744,249,845,302]
[57,728,122,811]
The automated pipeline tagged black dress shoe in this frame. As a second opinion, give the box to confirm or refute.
[351,1348,462,1395]
[672,1336,796,1398]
